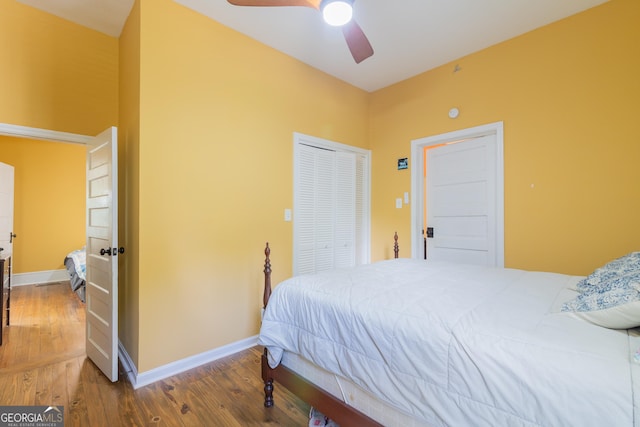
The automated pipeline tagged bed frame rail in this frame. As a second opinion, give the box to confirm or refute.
[261,350,383,426]
[260,233,400,427]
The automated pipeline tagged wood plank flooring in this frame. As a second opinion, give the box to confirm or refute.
[0,282,310,426]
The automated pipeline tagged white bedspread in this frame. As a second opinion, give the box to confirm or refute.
[259,259,640,427]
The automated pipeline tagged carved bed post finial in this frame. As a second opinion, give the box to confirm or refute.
[263,242,272,309]
[394,232,399,259]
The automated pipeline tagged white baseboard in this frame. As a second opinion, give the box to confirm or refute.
[118,335,260,389]
[12,269,70,286]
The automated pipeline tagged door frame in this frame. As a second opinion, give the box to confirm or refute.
[410,121,504,264]
[0,123,92,144]
[0,122,94,298]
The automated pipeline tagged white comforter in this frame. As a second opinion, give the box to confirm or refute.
[259,259,640,427]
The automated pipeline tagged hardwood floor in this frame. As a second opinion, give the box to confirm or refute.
[0,282,311,426]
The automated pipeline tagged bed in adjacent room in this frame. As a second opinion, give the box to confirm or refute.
[258,241,640,426]
[64,248,86,302]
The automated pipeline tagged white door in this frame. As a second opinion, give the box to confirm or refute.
[334,151,356,269]
[410,122,504,266]
[297,144,336,274]
[85,127,118,382]
[0,162,15,257]
[426,135,497,266]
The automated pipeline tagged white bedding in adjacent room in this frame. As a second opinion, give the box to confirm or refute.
[66,248,86,282]
[259,259,640,427]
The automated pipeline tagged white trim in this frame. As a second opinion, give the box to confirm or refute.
[410,122,504,266]
[294,132,371,156]
[118,341,137,386]
[0,123,92,144]
[12,269,70,286]
[293,132,372,272]
[119,336,260,389]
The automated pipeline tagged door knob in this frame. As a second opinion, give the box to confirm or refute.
[100,247,125,256]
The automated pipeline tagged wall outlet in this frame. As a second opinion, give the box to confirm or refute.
[284,208,292,222]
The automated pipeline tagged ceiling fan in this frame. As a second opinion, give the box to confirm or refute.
[226,0,374,64]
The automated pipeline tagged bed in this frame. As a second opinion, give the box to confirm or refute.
[258,238,640,426]
[64,248,86,302]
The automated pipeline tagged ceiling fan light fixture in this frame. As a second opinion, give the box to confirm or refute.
[321,0,353,27]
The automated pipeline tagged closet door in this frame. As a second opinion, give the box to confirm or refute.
[354,153,367,265]
[311,146,336,273]
[334,152,356,269]
[294,144,356,275]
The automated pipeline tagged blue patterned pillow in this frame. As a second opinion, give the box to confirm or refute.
[563,283,640,313]
[562,272,640,329]
[576,252,640,293]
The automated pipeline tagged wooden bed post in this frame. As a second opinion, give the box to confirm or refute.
[262,242,274,407]
[394,232,399,259]
[262,352,274,408]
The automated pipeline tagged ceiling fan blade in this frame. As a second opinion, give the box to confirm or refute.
[342,19,374,64]
[227,0,320,8]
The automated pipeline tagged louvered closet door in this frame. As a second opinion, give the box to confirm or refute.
[334,152,356,269]
[294,144,356,275]
[354,153,366,265]
[313,147,336,272]
[295,145,315,274]
[296,145,334,274]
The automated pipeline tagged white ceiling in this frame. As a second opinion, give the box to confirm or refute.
[17,0,609,92]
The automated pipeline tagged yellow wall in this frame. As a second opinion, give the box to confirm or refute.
[0,0,118,274]
[0,137,85,273]
[0,0,118,135]
[369,0,640,275]
[134,0,369,371]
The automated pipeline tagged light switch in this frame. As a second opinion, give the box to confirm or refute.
[396,198,402,209]
[404,192,409,204]
[284,209,292,222]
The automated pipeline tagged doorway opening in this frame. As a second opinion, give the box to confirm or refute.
[0,123,89,368]
[0,123,122,382]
